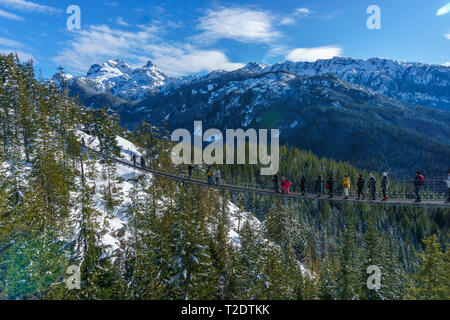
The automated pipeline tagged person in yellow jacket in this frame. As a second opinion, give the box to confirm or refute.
[207,167,214,185]
[343,175,351,199]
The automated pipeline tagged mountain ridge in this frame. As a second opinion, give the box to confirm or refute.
[56,56,450,174]
[58,56,450,110]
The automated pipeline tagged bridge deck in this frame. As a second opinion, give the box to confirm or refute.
[84,146,450,209]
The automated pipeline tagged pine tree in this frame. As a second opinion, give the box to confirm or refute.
[360,217,383,300]
[233,220,267,299]
[336,219,360,300]
[406,234,449,299]
[318,256,337,300]
[165,186,217,299]
[127,175,168,299]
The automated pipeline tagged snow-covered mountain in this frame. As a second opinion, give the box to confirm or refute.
[127,68,450,175]
[59,57,450,109]
[58,59,168,101]
[262,57,450,110]
[56,56,450,173]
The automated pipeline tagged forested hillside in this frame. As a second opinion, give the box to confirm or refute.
[0,54,448,300]
[60,58,450,176]
[129,71,450,176]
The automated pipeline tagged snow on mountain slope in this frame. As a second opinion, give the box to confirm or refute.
[59,57,450,109]
[65,60,167,101]
[264,57,450,109]
[75,131,267,258]
[74,131,311,276]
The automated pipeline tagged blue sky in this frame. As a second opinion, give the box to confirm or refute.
[0,0,449,77]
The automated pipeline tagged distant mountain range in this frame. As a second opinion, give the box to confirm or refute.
[56,57,450,175]
[58,57,450,110]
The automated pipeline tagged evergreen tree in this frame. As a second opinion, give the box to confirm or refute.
[406,234,449,299]
[336,218,361,300]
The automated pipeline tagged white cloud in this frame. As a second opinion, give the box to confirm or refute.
[280,17,295,25]
[116,17,130,26]
[195,8,279,44]
[0,36,33,62]
[53,24,160,73]
[0,0,60,15]
[0,8,23,20]
[436,3,450,16]
[53,24,244,76]
[294,8,311,16]
[103,1,118,6]
[141,44,244,76]
[0,49,34,61]
[0,37,23,47]
[279,7,311,25]
[265,44,289,59]
[444,62,450,67]
[286,46,343,62]
[445,34,450,39]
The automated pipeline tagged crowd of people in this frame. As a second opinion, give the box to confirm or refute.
[206,167,221,186]
[126,150,450,204]
[272,170,450,203]
[82,128,449,204]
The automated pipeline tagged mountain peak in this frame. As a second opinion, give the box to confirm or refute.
[145,60,155,68]
[73,59,167,100]
[241,62,269,73]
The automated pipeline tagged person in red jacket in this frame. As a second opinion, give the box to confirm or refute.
[285,180,293,194]
[413,171,425,202]
[281,177,286,194]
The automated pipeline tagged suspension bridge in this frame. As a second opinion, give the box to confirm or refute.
[83,145,450,209]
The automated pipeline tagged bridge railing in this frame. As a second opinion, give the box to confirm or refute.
[87,145,449,202]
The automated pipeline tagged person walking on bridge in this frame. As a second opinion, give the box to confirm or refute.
[140,156,146,168]
[413,171,425,203]
[343,175,351,199]
[132,153,137,166]
[368,174,377,200]
[207,167,214,185]
[381,172,389,201]
[214,169,221,185]
[281,177,287,194]
[356,174,365,200]
[272,173,280,193]
[327,174,335,198]
[285,179,293,194]
[300,175,307,196]
[315,176,324,197]
[188,164,194,179]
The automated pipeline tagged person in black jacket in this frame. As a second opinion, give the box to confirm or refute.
[327,174,334,198]
[356,174,365,200]
[272,173,280,193]
[381,172,389,201]
[300,175,307,196]
[315,176,323,197]
[368,174,377,200]
[188,164,194,179]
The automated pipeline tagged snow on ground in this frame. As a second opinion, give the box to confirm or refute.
[74,130,311,277]
[75,130,146,256]
[75,130,260,256]
[227,201,261,246]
